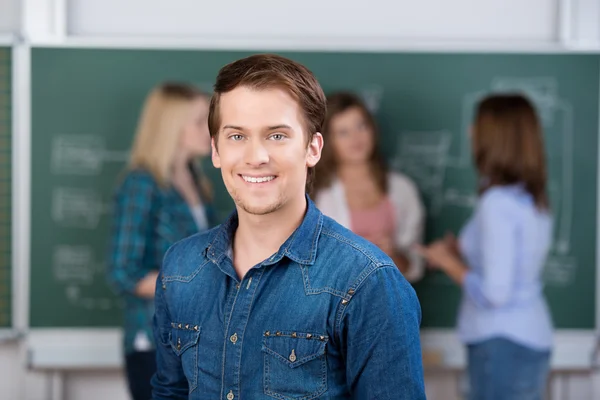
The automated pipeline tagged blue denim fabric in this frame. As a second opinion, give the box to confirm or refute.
[467,337,551,400]
[107,168,217,355]
[151,196,426,399]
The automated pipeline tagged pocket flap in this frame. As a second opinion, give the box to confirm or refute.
[169,325,200,356]
[262,331,327,369]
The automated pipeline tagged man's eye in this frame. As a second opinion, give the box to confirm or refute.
[230,134,244,141]
[270,133,285,141]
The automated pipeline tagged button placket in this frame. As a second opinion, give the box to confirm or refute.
[222,268,265,396]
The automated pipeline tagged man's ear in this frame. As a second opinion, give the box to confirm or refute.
[306,132,323,168]
[211,138,221,169]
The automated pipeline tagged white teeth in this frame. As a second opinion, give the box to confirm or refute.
[242,175,275,183]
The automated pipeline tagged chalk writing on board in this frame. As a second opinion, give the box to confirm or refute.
[51,135,128,175]
[553,100,573,255]
[391,130,452,215]
[543,255,576,286]
[53,245,95,284]
[443,188,478,208]
[52,187,109,229]
[359,85,384,114]
[65,285,116,310]
[55,245,121,310]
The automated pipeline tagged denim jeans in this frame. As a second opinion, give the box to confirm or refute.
[467,337,550,400]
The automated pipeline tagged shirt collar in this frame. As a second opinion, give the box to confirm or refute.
[205,194,323,267]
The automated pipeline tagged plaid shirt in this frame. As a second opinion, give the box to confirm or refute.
[107,168,217,354]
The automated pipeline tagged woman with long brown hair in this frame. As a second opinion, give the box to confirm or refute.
[417,94,553,399]
[312,91,425,282]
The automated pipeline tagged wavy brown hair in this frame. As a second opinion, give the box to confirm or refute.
[473,93,549,209]
[312,92,388,197]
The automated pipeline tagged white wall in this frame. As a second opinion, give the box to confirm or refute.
[2,0,600,399]
[0,341,22,399]
[0,0,19,33]
[67,0,558,42]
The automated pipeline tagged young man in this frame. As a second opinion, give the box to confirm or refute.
[151,54,426,399]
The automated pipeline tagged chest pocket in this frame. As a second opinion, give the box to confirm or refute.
[169,325,201,393]
[262,331,328,400]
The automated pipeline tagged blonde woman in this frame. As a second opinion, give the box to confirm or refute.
[107,82,216,400]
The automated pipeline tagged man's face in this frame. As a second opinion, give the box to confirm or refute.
[212,86,322,216]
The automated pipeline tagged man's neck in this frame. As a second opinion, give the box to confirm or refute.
[232,195,307,279]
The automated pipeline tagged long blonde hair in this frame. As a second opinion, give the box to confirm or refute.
[129,82,209,190]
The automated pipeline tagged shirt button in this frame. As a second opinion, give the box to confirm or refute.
[230,333,238,344]
[227,390,234,400]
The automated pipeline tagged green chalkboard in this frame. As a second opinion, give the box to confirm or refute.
[0,47,11,329]
[31,48,598,329]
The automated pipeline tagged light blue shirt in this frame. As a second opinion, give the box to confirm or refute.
[457,184,554,350]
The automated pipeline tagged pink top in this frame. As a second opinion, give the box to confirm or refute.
[349,196,396,240]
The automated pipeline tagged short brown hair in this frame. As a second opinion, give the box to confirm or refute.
[208,54,326,191]
[312,91,388,196]
[473,94,549,209]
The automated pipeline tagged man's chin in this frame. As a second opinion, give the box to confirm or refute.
[238,199,284,216]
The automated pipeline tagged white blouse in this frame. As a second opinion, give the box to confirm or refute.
[314,172,426,282]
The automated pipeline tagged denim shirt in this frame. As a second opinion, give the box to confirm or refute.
[151,196,425,399]
[106,168,217,355]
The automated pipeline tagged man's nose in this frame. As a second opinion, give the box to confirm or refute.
[244,139,269,166]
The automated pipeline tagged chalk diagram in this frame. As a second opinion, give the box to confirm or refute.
[392,77,576,287]
[53,245,122,310]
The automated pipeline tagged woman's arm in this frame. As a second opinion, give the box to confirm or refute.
[106,172,158,299]
[390,175,426,282]
[417,190,519,309]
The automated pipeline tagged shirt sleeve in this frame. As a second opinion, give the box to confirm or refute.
[339,266,426,399]
[106,172,156,295]
[463,191,518,308]
[391,175,426,282]
[151,258,189,399]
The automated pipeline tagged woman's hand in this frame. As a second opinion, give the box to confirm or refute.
[415,240,457,272]
[134,270,159,299]
[415,239,468,285]
[444,232,461,258]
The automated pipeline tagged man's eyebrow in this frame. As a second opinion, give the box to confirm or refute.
[222,125,245,131]
[266,124,292,130]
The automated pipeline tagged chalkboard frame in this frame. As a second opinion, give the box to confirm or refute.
[0,45,13,336]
